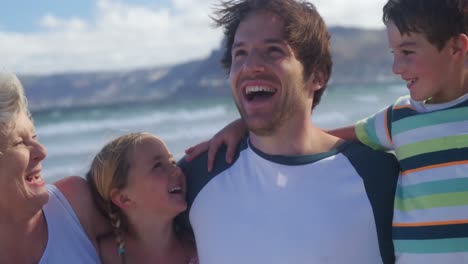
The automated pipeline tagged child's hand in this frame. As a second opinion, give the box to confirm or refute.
[184,118,246,172]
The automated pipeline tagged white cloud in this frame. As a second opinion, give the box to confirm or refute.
[0,0,223,74]
[0,0,387,75]
[314,0,387,29]
[40,14,88,31]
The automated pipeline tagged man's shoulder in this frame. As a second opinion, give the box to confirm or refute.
[177,138,249,207]
[178,138,248,178]
[340,141,400,173]
[175,139,249,231]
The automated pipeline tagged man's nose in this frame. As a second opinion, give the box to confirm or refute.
[243,50,266,73]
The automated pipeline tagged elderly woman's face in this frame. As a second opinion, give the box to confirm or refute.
[0,111,49,209]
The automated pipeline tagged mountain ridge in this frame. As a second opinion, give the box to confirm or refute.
[20,26,399,111]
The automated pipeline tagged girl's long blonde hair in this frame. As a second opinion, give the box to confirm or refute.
[86,132,148,264]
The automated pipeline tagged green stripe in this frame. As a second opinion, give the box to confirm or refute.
[394,237,468,253]
[393,107,468,135]
[395,192,468,211]
[396,134,468,160]
[355,119,384,150]
[396,178,468,199]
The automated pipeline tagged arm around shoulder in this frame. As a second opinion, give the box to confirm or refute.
[185,118,247,171]
[54,176,110,241]
[326,125,358,141]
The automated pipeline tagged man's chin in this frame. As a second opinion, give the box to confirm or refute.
[247,122,276,137]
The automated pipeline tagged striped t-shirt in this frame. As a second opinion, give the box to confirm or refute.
[356,94,468,263]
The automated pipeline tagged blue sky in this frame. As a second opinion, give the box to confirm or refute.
[0,0,173,32]
[0,0,386,75]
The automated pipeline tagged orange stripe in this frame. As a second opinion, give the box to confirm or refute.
[394,219,468,227]
[384,108,393,145]
[401,160,468,175]
[393,104,415,111]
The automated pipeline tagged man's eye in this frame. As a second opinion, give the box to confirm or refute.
[233,49,247,58]
[268,46,283,54]
[153,162,161,169]
[402,50,414,55]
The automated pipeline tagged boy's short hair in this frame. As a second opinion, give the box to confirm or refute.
[213,0,333,109]
[383,0,468,50]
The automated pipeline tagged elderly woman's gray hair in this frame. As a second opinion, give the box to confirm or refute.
[0,73,29,135]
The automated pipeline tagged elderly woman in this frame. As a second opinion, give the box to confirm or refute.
[0,73,108,263]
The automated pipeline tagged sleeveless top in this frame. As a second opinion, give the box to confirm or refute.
[39,184,100,263]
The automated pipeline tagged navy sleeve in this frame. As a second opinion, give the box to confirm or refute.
[342,142,400,264]
[176,142,241,232]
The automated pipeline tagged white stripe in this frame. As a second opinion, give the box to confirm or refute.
[372,107,393,149]
[394,96,412,107]
[393,120,468,146]
[407,94,468,113]
[398,164,468,186]
[394,205,468,224]
[396,252,468,264]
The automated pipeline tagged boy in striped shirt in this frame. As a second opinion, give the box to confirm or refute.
[330,0,468,262]
[185,0,468,263]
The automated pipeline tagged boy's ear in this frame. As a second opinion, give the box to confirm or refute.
[451,33,468,58]
[110,188,134,209]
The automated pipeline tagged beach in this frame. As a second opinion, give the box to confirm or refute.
[33,83,406,182]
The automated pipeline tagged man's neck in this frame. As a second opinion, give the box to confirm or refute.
[249,120,342,156]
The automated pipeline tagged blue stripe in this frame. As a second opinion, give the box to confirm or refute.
[392,107,418,123]
[394,237,468,253]
[396,178,468,199]
[399,147,468,172]
[393,107,468,135]
[393,223,468,240]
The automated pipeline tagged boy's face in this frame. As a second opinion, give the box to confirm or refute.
[387,21,462,103]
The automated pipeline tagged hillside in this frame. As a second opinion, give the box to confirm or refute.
[20,27,398,111]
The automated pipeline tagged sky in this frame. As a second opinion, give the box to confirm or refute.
[0,0,387,75]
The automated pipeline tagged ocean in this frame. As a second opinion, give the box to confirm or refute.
[33,83,407,183]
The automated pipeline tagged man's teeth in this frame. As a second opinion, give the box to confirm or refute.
[246,86,275,94]
[169,186,182,193]
[406,79,416,85]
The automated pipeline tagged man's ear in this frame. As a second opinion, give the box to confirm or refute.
[110,188,134,209]
[306,70,326,95]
